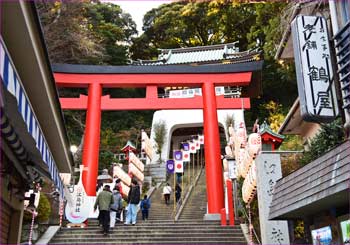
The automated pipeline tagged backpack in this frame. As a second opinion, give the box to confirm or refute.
[142,199,149,209]
[111,192,122,211]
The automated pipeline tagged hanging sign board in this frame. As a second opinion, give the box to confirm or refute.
[292,16,338,122]
[227,159,237,179]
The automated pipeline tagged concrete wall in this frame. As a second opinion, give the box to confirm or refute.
[148,109,244,165]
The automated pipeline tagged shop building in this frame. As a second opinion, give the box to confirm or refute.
[1,2,73,243]
[269,1,350,244]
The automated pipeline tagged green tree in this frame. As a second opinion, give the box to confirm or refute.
[153,120,167,164]
[300,118,345,165]
[36,1,105,64]
[23,193,51,224]
[84,2,137,65]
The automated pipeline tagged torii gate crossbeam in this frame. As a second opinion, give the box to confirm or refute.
[53,62,262,215]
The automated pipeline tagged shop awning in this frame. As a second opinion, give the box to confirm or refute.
[0,39,65,198]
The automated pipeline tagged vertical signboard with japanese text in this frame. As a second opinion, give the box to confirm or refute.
[256,154,290,245]
[292,16,338,122]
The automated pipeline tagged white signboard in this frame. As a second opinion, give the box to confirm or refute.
[168,87,225,98]
[292,16,338,122]
[256,154,290,245]
[227,159,237,179]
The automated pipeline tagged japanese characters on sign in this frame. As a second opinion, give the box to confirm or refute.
[292,16,338,122]
[256,154,290,244]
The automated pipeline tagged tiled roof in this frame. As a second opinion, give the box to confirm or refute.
[269,140,350,220]
[131,42,260,66]
[121,140,136,151]
[259,121,285,140]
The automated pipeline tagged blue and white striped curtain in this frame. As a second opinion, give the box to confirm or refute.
[0,37,64,198]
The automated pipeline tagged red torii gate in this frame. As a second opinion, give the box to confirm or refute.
[53,62,262,214]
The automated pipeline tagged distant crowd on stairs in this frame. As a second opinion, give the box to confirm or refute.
[49,168,247,244]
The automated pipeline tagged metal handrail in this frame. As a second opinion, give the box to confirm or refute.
[170,167,203,221]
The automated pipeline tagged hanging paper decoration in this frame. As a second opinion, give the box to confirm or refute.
[242,161,257,203]
[247,133,262,159]
[225,145,233,157]
[223,158,228,172]
[234,121,247,149]
[228,120,261,204]
[120,182,130,197]
[129,152,145,172]
[236,149,245,178]
[241,133,262,178]
[129,163,144,182]
[113,165,132,186]
[141,130,153,160]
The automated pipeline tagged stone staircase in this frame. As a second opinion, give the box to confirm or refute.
[143,181,176,221]
[48,170,247,244]
[179,170,207,221]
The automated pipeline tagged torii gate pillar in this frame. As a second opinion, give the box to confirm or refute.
[202,82,224,213]
[82,83,102,195]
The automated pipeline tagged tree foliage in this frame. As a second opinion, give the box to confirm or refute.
[153,120,167,164]
[300,118,345,165]
[36,1,137,64]
[23,193,51,224]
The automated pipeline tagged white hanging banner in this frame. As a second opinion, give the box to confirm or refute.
[198,135,204,144]
[182,150,190,162]
[292,15,338,122]
[194,139,200,150]
[175,160,184,173]
[189,141,196,154]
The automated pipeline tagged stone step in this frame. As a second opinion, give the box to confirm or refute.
[50,240,246,245]
[59,224,242,230]
[54,232,244,238]
[57,228,242,235]
[51,237,246,243]
[49,170,246,245]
